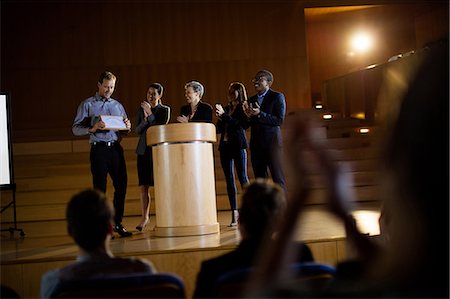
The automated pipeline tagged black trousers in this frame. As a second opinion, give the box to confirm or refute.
[90,143,127,224]
[250,144,286,192]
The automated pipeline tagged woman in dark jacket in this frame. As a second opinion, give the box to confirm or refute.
[215,82,250,226]
[177,81,212,123]
[134,83,170,231]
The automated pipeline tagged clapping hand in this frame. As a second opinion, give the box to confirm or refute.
[141,101,152,118]
[177,115,189,123]
[215,103,225,117]
[242,101,252,118]
[243,101,260,117]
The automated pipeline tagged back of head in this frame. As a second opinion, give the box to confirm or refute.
[239,179,286,240]
[66,189,113,252]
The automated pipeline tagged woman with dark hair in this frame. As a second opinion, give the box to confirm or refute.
[134,83,170,231]
[215,82,250,226]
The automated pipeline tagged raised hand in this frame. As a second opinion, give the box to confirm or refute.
[215,103,225,117]
[141,101,152,118]
[177,115,189,123]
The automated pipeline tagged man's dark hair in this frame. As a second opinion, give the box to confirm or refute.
[66,189,113,251]
[256,69,274,83]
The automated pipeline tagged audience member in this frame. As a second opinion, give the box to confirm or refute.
[177,81,213,123]
[134,83,171,231]
[1,285,20,298]
[40,189,156,298]
[243,70,287,191]
[246,39,449,298]
[72,71,132,237]
[215,82,250,226]
[193,179,313,298]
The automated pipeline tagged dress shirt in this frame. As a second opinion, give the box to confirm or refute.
[257,89,269,106]
[72,93,128,143]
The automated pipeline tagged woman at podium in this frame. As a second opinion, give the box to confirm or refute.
[177,81,213,123]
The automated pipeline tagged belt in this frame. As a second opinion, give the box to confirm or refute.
[91,141,116,147]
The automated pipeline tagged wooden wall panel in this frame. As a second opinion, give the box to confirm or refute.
[415,5,449,48]
[1,1,309,142]
[0,264,23,298]
[3,1,445,142]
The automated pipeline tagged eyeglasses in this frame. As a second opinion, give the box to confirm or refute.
[251,77,267,84]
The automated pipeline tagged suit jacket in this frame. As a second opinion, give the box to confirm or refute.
[180,101,213,123]
[216,104,249,151]
[135,104,170,155]
[193,239,313,298]
[247,89,286,150]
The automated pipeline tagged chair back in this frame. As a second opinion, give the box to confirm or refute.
[50,273,186,298]
[215,262,336,298]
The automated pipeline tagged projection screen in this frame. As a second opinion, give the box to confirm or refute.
[0,92,13,187]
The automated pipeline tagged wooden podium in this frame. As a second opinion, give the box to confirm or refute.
[147,123,219,237]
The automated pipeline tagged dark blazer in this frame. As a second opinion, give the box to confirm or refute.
[193,239,313,298]
[247,89,286,149]
[135,104,170,155]
[180,101,213,123]
[216,104,249,152]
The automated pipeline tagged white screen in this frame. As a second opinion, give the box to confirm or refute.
[0,94,11,185]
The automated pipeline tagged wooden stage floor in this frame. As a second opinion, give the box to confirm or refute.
[1,204,380,298]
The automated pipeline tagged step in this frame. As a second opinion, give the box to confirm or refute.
[1,185,380,223]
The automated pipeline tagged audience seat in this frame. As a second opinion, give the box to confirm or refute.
[214,262,336,298]
[49,273,186,298]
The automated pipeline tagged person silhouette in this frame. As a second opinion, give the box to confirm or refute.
[40,189,156,298]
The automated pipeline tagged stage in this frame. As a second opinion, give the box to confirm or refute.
[1,125,381,298]
[1,205,380,298]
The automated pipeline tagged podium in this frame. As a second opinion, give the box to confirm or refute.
[147,123,219,237]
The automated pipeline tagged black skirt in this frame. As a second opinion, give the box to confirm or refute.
[137,146,154,186]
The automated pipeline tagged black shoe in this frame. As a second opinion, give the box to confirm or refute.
[114,224,132,237]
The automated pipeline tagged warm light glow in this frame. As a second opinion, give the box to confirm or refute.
[322,114,333,120]
[359,128,370,134]
[351,112,365,119]
[352,210,380,235]
[315,104,323,109]
[351,32,373,53]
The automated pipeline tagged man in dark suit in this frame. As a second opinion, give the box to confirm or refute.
[243,70,286,191]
